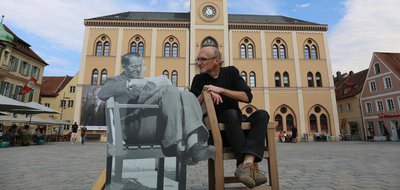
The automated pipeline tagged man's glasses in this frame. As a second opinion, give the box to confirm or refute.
[125,64,142,69]
[195,57,217,63]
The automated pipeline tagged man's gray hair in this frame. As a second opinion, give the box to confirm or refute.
[121,52,142,66]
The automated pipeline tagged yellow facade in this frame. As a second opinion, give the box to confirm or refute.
[0,40,46,103]
[74,0,340,140]
[40,72,78,134]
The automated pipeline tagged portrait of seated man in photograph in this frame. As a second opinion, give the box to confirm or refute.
[97,52,214,165]
[80,86,106,126]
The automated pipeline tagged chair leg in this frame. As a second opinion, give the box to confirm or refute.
[178,158,186,190]
[208,159,216,190]
[114,157,123,183]
[157,158,165,190]
[106,155,113,185]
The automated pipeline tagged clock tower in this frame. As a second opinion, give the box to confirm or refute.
[189,0,229,84]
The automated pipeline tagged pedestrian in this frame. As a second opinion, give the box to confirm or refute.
[71,122,79,144]
[291,126,298,143]
[81,124,87,145]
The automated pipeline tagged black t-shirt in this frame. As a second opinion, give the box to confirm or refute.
[190,66,253,116]
[72,124,78,133]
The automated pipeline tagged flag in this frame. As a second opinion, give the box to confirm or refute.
[18,77,37,95]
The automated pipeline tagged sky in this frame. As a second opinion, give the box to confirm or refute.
[1,0,400,76]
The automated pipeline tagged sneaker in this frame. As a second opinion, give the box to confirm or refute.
[253,167,268,186]
[185,143,215,165]
[234,163,255,188]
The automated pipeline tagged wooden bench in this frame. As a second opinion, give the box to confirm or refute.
[200,91,279,190]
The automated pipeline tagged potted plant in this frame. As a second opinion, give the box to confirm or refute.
[0,133,12,148]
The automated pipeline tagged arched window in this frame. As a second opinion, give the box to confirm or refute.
[275,114,283,131]
[272,38,287,59]
[172,43,178,58]
[95,41,102,56]
[279,45,286,59]
[304,39,318,60]
[286,114,294,132]
[129,35,145,56]
[138,42,144,56]
[162,70,169,79]
[311,45,318,59]
[164,43,170,57]
[309,114,317,132]
[94,35,111,56]
[241,71,247,82]
[100,69,107,85]
[283,72,290,87]
[320,114,328,132]
[374,63,380,74]
[249,71,256,87]
[272,45,278,59]
[130,42,137,53]
[171,70,178,87]
[202,37,217,48]
[247,44,254,59]
[103,41,110,56]
[239,37,255,59]
[316,72,322,87]
[304,45,311,59]
[275,72,281,87]
[91,69,98,85]
[240,44,246,58]
[307,72,314,87]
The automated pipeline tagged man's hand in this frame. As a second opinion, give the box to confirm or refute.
[210,91,223,105]
[203,85,224,94]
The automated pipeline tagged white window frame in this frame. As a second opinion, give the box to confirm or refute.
[70,86,76,93]
[67,100,74,108]
[383,76,392,89]
[369,81,377,92]
[398,96,400,111]
[44,103,50,107]
[375,100,384,112]
[347,103,352,112]
[386,98,395,112]
[365,102,373,113]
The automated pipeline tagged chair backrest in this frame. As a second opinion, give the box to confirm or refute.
[105,97,160,149]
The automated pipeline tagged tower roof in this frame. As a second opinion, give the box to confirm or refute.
[0,15,14,43]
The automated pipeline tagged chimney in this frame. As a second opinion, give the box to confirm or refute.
[336,71,341,80]
[349,71,354,75]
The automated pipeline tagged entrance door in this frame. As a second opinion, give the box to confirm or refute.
[390,120,399,141]
[349,122,360,140]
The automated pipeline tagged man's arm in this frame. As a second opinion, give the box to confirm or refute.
[203,85,250,103]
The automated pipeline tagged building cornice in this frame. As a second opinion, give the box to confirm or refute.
[84,20,328,32]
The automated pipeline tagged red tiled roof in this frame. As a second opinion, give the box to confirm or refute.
[375,52,400,78]
[40,76,73,97]
[3,24,47,65]
[335,69,368,100]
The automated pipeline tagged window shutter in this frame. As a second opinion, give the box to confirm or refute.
[0,81,4,94]
[25,64,31,76]
[9,84,14,98]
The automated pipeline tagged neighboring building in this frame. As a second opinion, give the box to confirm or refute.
[360,52,400,141]
[335,69,368,140]
[75,0,339,140]
[40,74,75,134]
[0,17,47,103]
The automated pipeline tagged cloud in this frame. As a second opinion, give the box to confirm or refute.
[296,3,311,8]
[329,0,400,73]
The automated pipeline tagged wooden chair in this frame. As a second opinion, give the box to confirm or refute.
[104,97,186,190]
[200,91,279,190]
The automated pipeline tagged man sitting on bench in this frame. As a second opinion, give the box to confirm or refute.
[190,46,270,188]
[98,52,214,165]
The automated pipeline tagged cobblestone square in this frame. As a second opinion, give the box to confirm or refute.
[0,141,399,190]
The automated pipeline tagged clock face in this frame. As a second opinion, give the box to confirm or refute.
[202,5,216,18]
